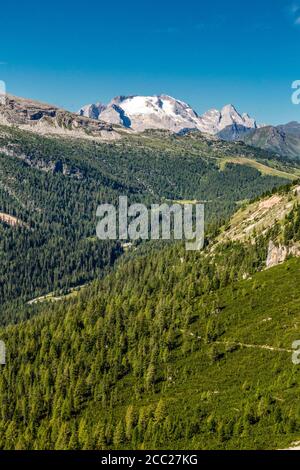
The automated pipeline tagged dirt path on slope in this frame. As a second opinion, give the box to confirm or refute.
[215,340,293,354]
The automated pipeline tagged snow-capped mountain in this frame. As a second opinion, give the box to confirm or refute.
[80,95,201,132]
[78,95,260,138]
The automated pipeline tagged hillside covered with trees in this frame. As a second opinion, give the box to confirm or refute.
[0,182,300,449]
[0,125,296,324]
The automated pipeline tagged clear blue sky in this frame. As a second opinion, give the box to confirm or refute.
[0,0,300,124]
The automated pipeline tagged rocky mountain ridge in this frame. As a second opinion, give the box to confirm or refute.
[0,95,126,140]
[79,94,260,138]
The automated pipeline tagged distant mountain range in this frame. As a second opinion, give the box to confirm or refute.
[79,94,300,158]
[243,122,300,160]
[78,95,260,139]
[78,95,300,159]
[0,93,300,159]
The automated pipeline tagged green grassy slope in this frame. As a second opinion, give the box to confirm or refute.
[0,238,299,450]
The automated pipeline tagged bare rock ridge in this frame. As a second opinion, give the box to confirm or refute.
[79,94,260,138]
[0,95,123,140]
[217,184,300,269]
[78,94,299,159]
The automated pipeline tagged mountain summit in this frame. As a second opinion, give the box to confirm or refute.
[79,95,201,132]
[78,94,259,138]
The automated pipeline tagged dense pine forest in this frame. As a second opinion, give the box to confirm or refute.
[0,125,295,323]
[0,217,299,449]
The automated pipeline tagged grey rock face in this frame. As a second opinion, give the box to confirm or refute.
[0,95,121,139]
[78,103,106,120]
[266,240,300,269]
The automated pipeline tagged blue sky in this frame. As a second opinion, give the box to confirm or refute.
[0,0,300,124]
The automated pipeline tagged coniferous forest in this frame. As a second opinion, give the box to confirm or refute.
[0,123,299,450]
